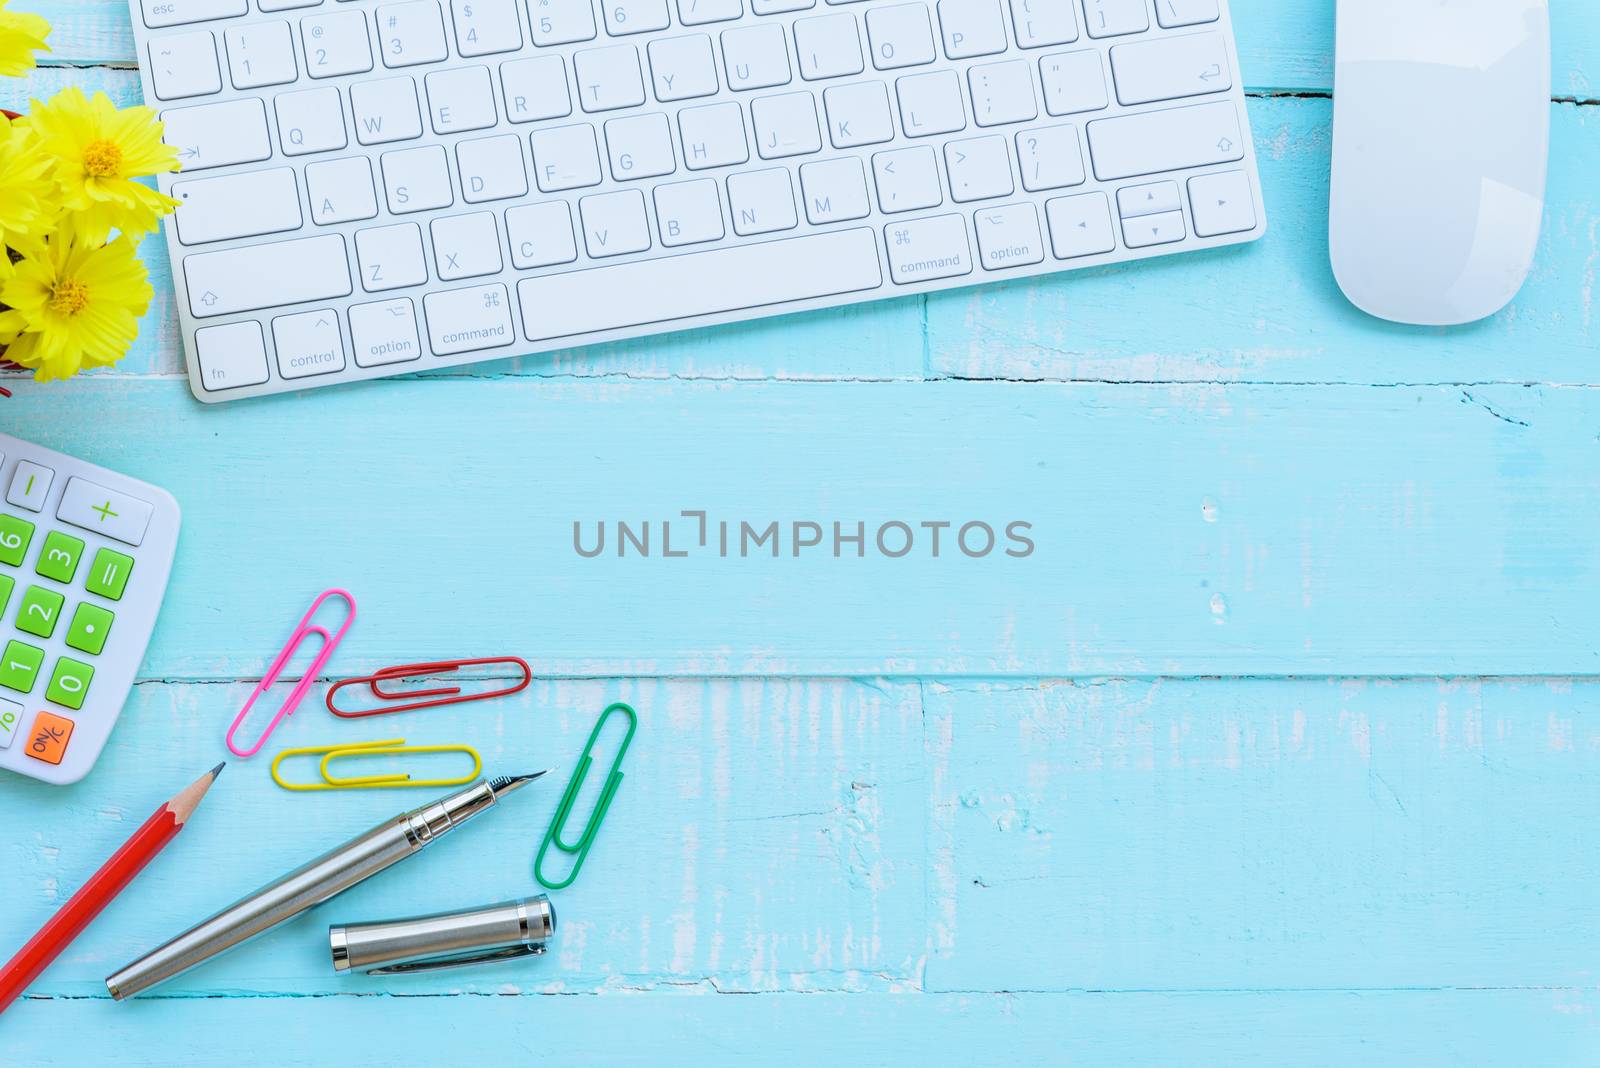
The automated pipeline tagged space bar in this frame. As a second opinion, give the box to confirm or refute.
[517,228,882,341]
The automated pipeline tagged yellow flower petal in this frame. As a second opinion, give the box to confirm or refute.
[0,0,50,78]
[0,236,151,380]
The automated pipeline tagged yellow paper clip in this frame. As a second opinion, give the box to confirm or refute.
[271,738,482,791]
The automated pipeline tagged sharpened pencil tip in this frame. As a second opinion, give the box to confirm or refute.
[209,762,226,779]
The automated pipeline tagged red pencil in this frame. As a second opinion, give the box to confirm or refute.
[0,763,224,1015]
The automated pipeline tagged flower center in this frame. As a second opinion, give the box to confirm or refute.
[82,139,123,178]
[48,279,90,317]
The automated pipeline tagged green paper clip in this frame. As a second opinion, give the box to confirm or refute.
[535,702,637,890]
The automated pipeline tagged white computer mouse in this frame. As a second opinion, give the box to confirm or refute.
[1329,0,1550,326]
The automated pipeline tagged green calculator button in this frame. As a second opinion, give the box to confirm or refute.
[35,531,85,584]
[16,585,65,638]
[86,548,134,601]
[0,640,44,692]
[46,657,93,710]
[0,573,12,617]
[0,514,34,567]
[66,603,114,656]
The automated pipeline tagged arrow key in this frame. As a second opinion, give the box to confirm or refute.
[1121,208,1187,249]
[1045,191,1116,259]
[1188,169,1258,237]
[1116,179,1181,219]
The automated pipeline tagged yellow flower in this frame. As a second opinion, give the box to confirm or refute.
[0,236,152,380]
[0,0,50,77]
[27,87,180,245]
[0,114,58,256]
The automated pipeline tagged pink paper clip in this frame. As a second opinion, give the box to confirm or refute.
[226,589,357,758]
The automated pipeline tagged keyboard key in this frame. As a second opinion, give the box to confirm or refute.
[575,45,647,112]
[945,134,1013,202]
[975,203,1045,269]
[654,178,725,245]
[6,461,53,512]
[382,144,455,212]
[195,321,271,391]
[349,298,425,367]
[1156,0,1220,28]
[752,92,822,159]
[432,212,505,278]
[225,21,298,89]
[185,234,353,317]
[17,586,64,639]
[351,76,425,145]
[378,1,449,67]
[872,145,942,212]
[0,574,10,616]
[302,9,374,78]
[46,658,94,712]
[66,603,114,657]
[453,0,523,56]
[1087,100,1244,180]
[530,0,598,45]
[172,168,303,244]
[580,190,653,256]
[530,123,604,190]
[306,157,381,224]
[0,641,44,693]
[1040,50,1107,115]
[678,102,749,169]
[148,31,222,100]
[275,86,349,155]
[884,213,972,283]
[897,70,966,136]
[824,81,894,148]
[604,0,670,36]
[752,0,813,11]
[357,223,429,291]
[273,309,348,379]
[260,0,325,8]
[1117,179,1181,218]
[799,157,870,223]
[506,202,579,268]
[86,549,135,601]
[163,97,271,173]
[937,0,1006,59]
[678,0,743,26]
[516,228,882,340]
[0,697,19,750]
[648,35,720,101]
[426,66,498,133]
[1188,170,1257,236]
[1016,125,1085,190]
[605,113,677,179]
[0,514,34,565]
[25,711,73,764]
[35,531,85,584]
[727,168,798,235]
[423,284,517,355]
[1110,31,1231,106]
[501,56,573,122]
[721,24,791,90]
[794,13,864,80]
[457,135,529,202]
[866,4,937,70]
[139,0,246,29]
[1045,191,1116,258]
[1083,0,1148,38]
[969,59,1038,126]
[1010,0,1078,47]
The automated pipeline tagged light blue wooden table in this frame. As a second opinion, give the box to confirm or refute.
[3,2,1598,1064]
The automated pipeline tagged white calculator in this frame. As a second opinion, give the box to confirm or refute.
[0,433,181,786]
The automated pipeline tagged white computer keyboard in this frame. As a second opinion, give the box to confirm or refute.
[130,0,1266,402]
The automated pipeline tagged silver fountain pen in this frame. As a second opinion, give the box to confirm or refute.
[106,773,544,999]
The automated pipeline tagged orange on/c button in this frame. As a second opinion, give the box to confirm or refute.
[26,711,74,765]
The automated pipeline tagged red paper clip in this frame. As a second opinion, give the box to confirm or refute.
[325,657,532,718]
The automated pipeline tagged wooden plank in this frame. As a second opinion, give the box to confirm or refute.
[0,679,926,996]
[925,678,1600,992]
[27,0,1600,93]
[5,378,1597,678]
[5,990,1597,1066]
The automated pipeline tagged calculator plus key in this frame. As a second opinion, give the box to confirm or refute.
[57,478,155,546]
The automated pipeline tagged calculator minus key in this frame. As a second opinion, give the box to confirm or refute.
[423,284,518,355]
[57,477,156,547]
[6,460,54,512]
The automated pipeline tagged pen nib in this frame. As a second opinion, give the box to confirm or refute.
[488,771,548,797]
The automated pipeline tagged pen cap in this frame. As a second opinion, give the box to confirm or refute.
[329,896,555,975]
